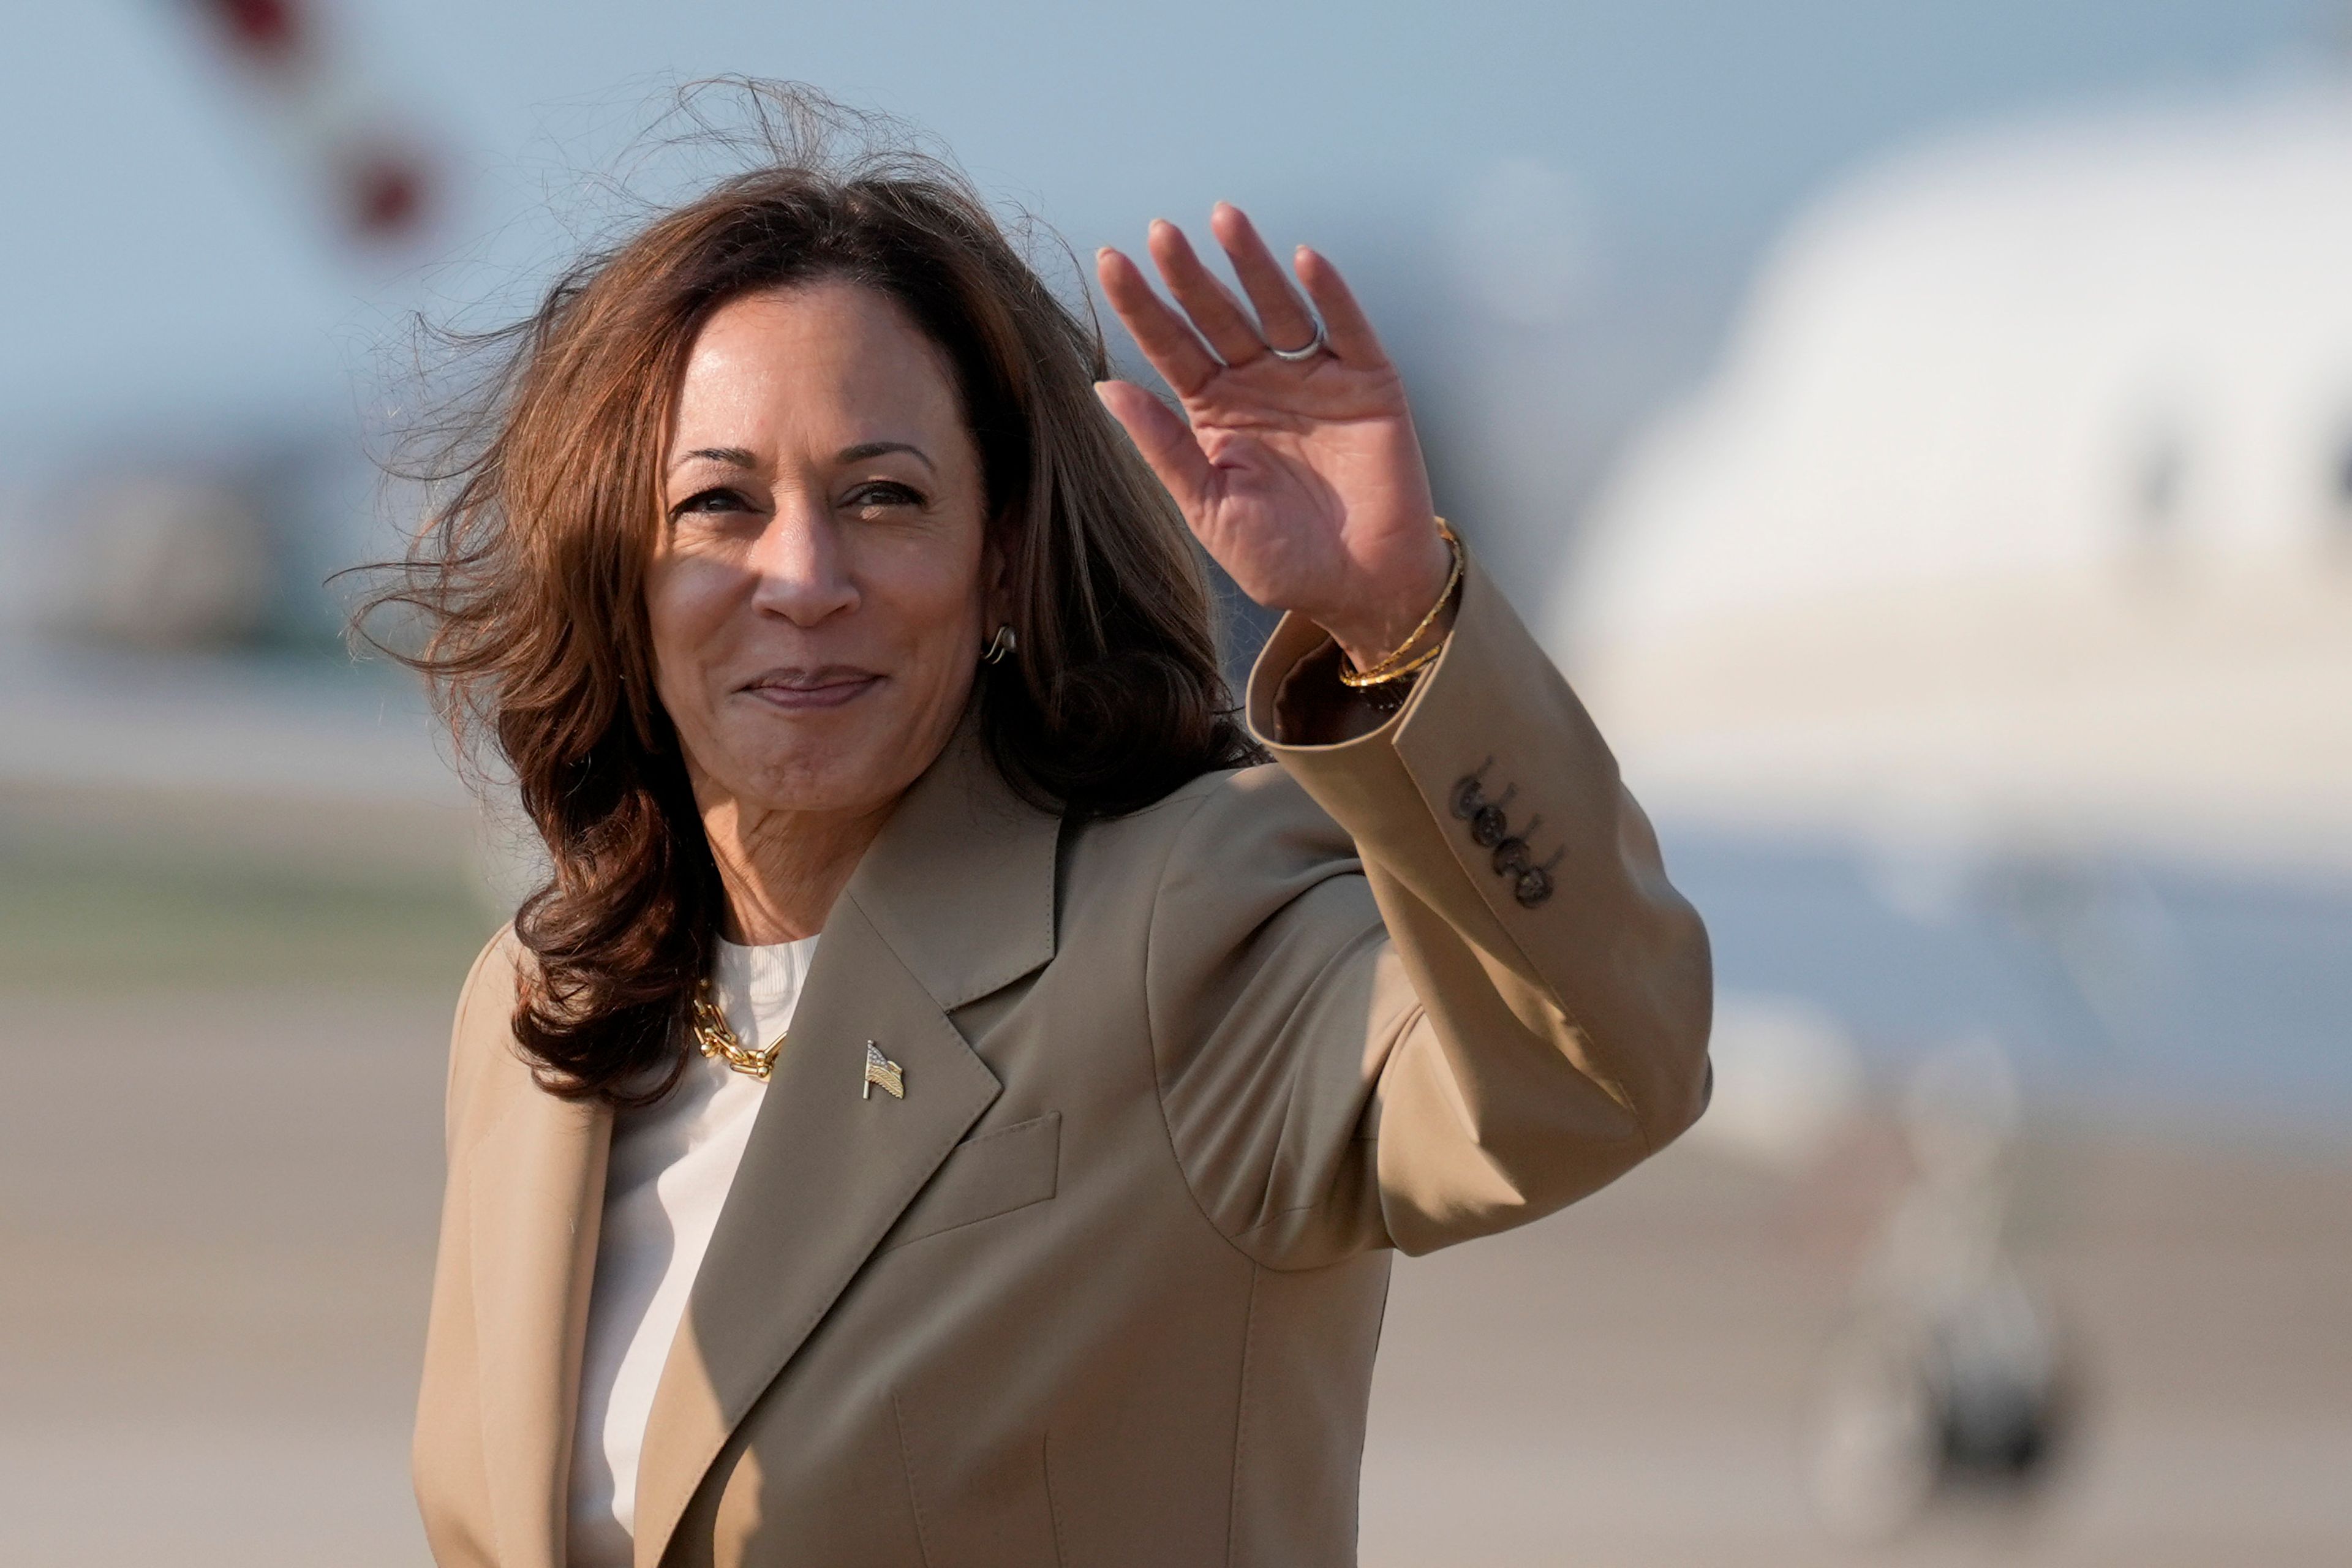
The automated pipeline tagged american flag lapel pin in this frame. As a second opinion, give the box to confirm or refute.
[862,1040,905,1101]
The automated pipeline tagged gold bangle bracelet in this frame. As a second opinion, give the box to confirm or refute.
[1346,638,1444,689]
[1338,518,1463,688]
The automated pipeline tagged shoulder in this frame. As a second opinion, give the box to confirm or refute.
[452,923,525,1038]
[442,924,531,1144]
[1066,761,1357,899]
[1057,764,1370,991]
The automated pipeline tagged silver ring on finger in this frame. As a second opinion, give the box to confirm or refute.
[1266,318,1327,363]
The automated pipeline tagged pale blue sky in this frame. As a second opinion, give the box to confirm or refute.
[0,0,2332,450]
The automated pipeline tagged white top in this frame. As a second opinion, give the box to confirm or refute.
[566,935,820,1568]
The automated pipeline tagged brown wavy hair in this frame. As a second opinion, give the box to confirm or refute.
[362,84,1257,1105]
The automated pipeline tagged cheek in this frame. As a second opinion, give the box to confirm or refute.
[916,549,989,627]
[643,551,734,704]
[870,532,990,652]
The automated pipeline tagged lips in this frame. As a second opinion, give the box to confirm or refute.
[739,667,883,711]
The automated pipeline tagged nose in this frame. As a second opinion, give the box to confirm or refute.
[746,499,859,627]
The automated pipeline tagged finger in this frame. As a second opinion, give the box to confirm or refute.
[1094,379,1215,519]
[1096,246,1219,396]
[1210,203,1319,356]
[1294,246,1390,368]
[1147,219,1268,368]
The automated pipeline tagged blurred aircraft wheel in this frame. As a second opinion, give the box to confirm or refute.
[1929,1276,2071,1488]
[1809,1280,2071,1539]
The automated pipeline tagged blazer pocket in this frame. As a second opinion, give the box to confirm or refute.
[878,1111,1060,1253]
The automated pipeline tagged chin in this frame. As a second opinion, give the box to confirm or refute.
[731,728,933,818]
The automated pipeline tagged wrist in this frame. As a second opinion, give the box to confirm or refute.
[1325,601,1458,676]
[1316,520,1460,674]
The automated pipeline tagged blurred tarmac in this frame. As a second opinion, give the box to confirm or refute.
[0,986,447,1567]
[1363,1119,2352,1566]
[3,989,2346,1564]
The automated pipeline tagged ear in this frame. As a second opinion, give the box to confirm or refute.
[980,513,1017,628]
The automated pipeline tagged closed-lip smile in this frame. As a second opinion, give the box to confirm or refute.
[740,666,882,711]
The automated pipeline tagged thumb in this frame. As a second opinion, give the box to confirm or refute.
[1094,380,1213,521]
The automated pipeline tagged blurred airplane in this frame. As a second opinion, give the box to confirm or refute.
[1553,75,2352,1534]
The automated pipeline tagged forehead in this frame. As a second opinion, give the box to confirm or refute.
[669,281,965,448]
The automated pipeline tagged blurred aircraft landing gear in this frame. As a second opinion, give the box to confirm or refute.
[1806,1037,2076,1540]
[1811,1270,2072,1538]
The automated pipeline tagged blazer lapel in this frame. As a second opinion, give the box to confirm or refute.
[467,1084,614,1568]
[631,724,1062,1567]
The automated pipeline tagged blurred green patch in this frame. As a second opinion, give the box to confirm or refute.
[0,830,497,994]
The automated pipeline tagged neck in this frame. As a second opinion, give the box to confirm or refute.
[700,794,893,944]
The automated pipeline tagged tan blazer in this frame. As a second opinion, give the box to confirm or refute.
[413,553,1713,1568]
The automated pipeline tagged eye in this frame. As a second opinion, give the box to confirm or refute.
[669,486,754,520]
[845,480,925,513]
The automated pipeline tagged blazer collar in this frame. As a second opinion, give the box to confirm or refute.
[630,717,1063,1567]
[837,714,1063,1011]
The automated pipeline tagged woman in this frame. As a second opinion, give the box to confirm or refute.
[391,98,1711,1568]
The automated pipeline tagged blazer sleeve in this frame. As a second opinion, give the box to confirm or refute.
[1142,546,1713,1269]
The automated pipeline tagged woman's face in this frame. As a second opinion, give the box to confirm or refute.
[647,281,1000,826]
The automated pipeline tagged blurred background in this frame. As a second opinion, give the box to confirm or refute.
[2,2,2348,1563]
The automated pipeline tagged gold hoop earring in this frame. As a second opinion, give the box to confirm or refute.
[981,624,1017,666]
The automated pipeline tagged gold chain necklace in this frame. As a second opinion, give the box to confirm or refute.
[691,978,783,1082]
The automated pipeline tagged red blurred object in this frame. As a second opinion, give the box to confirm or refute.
[203,0,303,64]
[343,145,428,237]
[179,0,439,248]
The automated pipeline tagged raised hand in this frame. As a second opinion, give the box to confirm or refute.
[1094,205,1452,674]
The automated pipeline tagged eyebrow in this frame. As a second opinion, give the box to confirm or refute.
[668,445,758,474]
[839,440,935,473]
[665,440,937,476]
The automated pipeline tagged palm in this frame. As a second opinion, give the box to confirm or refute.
[1096,207,1447,665]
